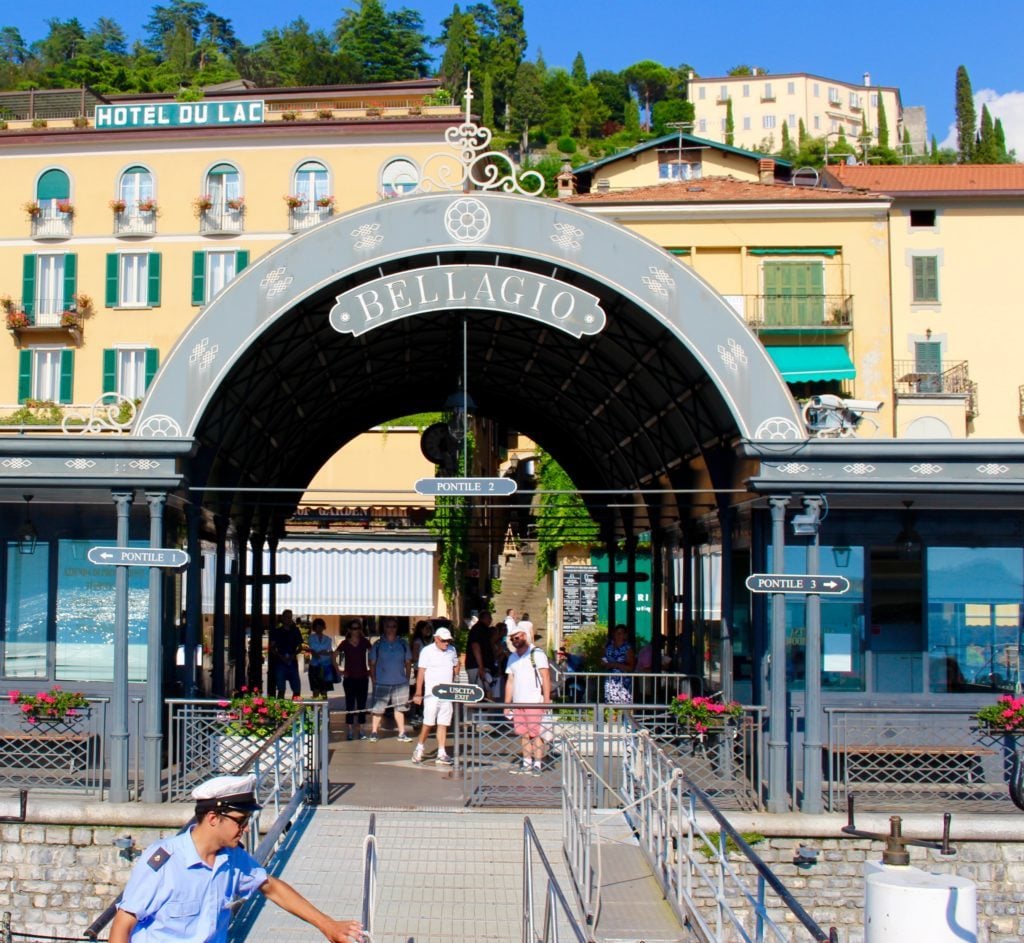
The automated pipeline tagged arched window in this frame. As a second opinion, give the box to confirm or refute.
[381,159,419,198]
[205,162,241,209]
[118,166,154,210]
[36,169,70,209]
[292,161,329,209]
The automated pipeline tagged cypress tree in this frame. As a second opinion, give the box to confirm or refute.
[724,97,734,146]
[571,51,587,87]
[994,118,1008,162]
[780,120,796,162]
[977,104,997,163]
[798,118,806,146]
[482,70,494,129]
[876,96,889,148]
[955,65,975,163]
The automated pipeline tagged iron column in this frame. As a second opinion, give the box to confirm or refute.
[142,492,166,803]
[109,490,134,803]
[767,495,790,813]
[800,496,825,814]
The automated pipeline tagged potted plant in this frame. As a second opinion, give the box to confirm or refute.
[226,196,245,212]
[7,687,89,725]
[669,693,744,744]
[23,201,41,218]
[283,194,305,210]
[281,110,298,121]
[315,195,335,209]
[60,311,81,329]
[72,293,94,316]
[56,199,74,216]
[5,310,29,330]
[365,103,382,117]
[109,198,127,214]
[317,108,333,120]
[211,687,305,772]
[193,193,214,214]
[976,696,1024,735]
[137,198,158,214]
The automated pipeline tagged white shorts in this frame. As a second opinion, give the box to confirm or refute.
[422,694,453,727]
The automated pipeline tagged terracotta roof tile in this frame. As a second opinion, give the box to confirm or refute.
[828,164,1024,194]
[565,175,884,204]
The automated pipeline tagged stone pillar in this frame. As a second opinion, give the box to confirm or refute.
[142,492,166,804]
[109,490,134,804]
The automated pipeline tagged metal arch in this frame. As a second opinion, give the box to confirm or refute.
[136,192,803,446]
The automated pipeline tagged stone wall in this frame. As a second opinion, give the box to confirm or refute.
[0,799,187,937]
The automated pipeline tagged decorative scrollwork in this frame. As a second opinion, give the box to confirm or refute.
[414,80,544,197]
[61,394,137,435]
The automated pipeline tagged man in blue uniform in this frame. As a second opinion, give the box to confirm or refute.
[109,774,362,943]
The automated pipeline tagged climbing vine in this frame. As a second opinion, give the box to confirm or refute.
[426,429,475,608]
[534,449,600,580]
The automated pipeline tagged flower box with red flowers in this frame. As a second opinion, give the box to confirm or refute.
[668,693,744,739]
[7,687,89,725]
[976,695,1024,735]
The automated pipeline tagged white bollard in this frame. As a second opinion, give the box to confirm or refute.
[864,860,977,943]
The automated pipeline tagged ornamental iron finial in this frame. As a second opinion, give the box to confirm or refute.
[412,74,544,197]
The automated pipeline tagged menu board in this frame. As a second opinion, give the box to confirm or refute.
[562,565,599,635]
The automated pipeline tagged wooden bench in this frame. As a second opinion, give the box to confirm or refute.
[833,744,996,786]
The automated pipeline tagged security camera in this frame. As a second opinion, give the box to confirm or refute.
[842,398,883,413]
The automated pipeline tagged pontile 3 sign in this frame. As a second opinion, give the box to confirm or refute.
[94,100,265,129]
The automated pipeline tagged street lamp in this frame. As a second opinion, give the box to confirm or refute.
[16,494,37,555]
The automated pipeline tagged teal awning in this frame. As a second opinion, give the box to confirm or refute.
[749,247,839,257]
[766,345,856,382]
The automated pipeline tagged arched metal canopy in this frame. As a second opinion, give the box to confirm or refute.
[135,192,804,527]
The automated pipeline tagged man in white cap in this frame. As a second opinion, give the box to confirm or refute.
[409,625,459,765]
[109,774,363,943]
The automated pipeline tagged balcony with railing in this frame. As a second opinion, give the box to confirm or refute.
[288,204,333,232]
[4,295,89,345]
[113,207,157,237]
[199,205,245,235]
[739,293,853,332]
[30,208,73,240]
[895,359,978,417]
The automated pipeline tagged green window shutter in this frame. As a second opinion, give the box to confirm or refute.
[144,349,159,389]
[148,252,162,306]
[235,249,249,272]
[22,254,36,318]
[58,349,74,404]
[191,251,206,305]
[912,256,938,302]
[63,253,77,307]
[37,169,70,201]
[106,253,120,307]
[18,350,32,403]
[102,349,117,394]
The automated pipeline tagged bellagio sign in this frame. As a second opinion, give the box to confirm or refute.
[329,264,606,338]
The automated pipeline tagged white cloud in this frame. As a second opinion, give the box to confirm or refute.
[939,89,1024,157]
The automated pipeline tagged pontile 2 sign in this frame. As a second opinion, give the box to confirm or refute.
[94,100,265,129]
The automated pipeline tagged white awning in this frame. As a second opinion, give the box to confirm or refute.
[257,539,437,616]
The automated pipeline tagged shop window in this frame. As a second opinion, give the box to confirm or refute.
[3,543,50,678]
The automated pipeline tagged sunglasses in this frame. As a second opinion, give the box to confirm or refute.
[221,812,252,828]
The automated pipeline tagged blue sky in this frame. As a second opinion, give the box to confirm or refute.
[6,0,1024,152]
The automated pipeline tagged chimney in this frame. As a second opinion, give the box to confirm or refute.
[752,67,759,76]
[758,158,775,184]
[556,161,577,199]
[863,72,871,87]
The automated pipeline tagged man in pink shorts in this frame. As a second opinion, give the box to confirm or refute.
[504,625,551,776]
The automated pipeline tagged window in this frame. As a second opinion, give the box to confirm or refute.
[697,118,707,133]
[659,159,701,181]
[380,159,419,198]
[35,168,70,213]
[763,83,774,99]
[698,87,706,100]
[22,253,76,325]
[912,255,939,302]
[870,93,879,107]
[719,85,727,101]
[813,115,821,130]
[104,347,158,400]
[910,209,937,228]
[787,81,796,95]
[18,347,73,404]
[205,162,240,209]
[763,115,776,129]
[742,84,750,97]
[118,165,154,211]
[813,83,820,97]
[720,117,728,132]
[828,86,840,104]
[743,116,751,131]
[849,92,860,108]
[192,250,249,305]
[293,160,329,210]
[105,253,161,308]
[788,114,796,127]
[4,543,50,678]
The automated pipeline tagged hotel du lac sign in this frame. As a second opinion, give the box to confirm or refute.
[328,264,607,339]
[94,100,265,129]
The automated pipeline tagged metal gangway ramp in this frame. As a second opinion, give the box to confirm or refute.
[231,807,583,943]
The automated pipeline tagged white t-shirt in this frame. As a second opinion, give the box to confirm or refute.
[506,646,549,704]
[418,641,459,697]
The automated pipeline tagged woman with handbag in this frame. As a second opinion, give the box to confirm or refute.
[307,618,337,699]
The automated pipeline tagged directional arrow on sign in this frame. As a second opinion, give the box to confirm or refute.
[86,546,190,569]
[745,573,851,595]
[430,683,485,702]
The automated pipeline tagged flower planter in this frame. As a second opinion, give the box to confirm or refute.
[210,733,298,775]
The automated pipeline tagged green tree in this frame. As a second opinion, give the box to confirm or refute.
[589,69,629,127]
[245,19,349,87]
[534,449,599,580]
[955,64,976,163]
[623,59,670,130]
[437,5,480,97]
[994,118,1013,162]
[623,94,641,135]
[486,0,527,128]
[571,51,587,87]
[976,104,998,163]
[541,67,577,138]
[876,95,889,148]
[574,83,609,141]
[797,118,806,146]
[779,120,796,162]
[145,1,205,53]
[336,0,430,82]
[481,70,494,128]
[726,64,765,76]
[508,59,544,153]
[724,97,734,146]
[650,98,693,135]
[37,18,87,68]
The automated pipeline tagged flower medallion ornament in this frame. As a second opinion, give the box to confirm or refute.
[136,415,183,437]
[755,418,803,440]
[416,78,544,196]
[444,198,491,243]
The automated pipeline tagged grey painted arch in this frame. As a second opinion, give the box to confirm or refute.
[134,192,805,442]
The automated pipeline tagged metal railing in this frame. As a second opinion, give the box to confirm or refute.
[459,700,763,811]
[288,205,332,231]
[199,206,245,234]
[550,667,703,704]
[825,706,1014,813]
[615,730,837,943]
[113,209,157,236]
[362,814,378,940]
[740,294,853,331]
[30,211,73,239]
[522,816,589,943]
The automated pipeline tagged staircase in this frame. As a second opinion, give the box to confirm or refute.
[492,539,551,641]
